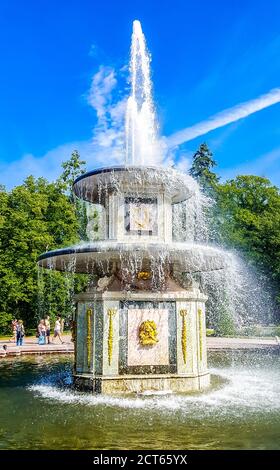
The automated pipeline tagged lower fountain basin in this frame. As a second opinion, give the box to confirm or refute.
[38,241,227,274]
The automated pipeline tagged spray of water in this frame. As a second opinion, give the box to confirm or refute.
[127,20,276,326]
[125,20,163,165]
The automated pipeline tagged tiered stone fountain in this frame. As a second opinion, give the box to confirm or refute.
[38,20,226,394]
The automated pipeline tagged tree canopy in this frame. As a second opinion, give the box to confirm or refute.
[189,144,280,326]
[189,142,219,194]
[59,150,86,193]
[217,175,280,286]
[0,154,86,333]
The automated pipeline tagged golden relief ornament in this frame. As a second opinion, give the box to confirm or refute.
[137,271,152,281]
[130,204,151,230]
[107,308,117,366]
[125,196,158,236]
[180,309,187,364]
[71,319,77,372]
[86,308,92,369]
[139,320,158,346]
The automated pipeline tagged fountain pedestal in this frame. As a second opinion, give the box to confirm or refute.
[38,166,219,394]
[73,279,209,394]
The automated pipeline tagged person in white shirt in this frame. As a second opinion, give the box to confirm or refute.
[53,316,63,344]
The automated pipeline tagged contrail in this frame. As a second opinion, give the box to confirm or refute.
[167,88,280,148]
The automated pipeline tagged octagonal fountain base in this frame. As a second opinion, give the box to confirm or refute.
[72,278,210,394]
[74,372,210,394]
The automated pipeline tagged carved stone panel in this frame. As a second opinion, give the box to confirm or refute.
[127,308,169,366]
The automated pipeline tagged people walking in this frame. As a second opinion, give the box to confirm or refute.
[37,320,46,345]
[53,317,63,344]
[45,316,51,344]
[10,319,17,343]
[16,320,25,346]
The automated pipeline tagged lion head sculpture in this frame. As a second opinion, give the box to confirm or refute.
[139,320,159,346]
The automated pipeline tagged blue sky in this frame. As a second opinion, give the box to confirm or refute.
[0,0,280,188]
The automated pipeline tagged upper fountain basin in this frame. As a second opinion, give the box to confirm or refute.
[37,241,227,274]
[73,165,196,204]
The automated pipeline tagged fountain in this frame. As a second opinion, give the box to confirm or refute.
[38,20,228,394]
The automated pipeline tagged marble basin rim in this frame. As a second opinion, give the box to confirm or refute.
[72,165,197,204]
[37,241,227,274]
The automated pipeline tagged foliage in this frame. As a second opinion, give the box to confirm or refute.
[189,142,219,195]
[59,150,86,194]
[232,324,280,337]
[0,311,13,335]
[214,307,236,337]
[216,175,280,282]
[0,159,87,333]
[190,143,280,327]
[215,175,280,324]
[206,328,215,337]
[59,150,89,241]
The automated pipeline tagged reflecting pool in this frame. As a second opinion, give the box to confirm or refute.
[0,350,279,449]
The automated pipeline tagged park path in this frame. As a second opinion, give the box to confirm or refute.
[0,334,74,357]
[207,336,278,350]
[0,335,278,358]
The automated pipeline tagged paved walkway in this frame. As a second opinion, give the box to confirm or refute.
[207,336,279,350]
[0,335,278,358]
[0,335,74,357]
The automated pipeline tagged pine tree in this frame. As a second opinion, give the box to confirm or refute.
[189,143,219,193]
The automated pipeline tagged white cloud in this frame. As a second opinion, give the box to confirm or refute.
[87,65,117,118]
[88,65,127,166]
[167,88,280,148]
[0,65,128,189]
[0,141,95,189]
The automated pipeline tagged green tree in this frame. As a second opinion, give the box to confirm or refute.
[59,150,89,240]
[0,185,13,331]
[59,150,86,195]
[216,175,280,315]
[189,143,219,194]
[0,176,81,333]
[189,143,220,242]
[217,176,280,268]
